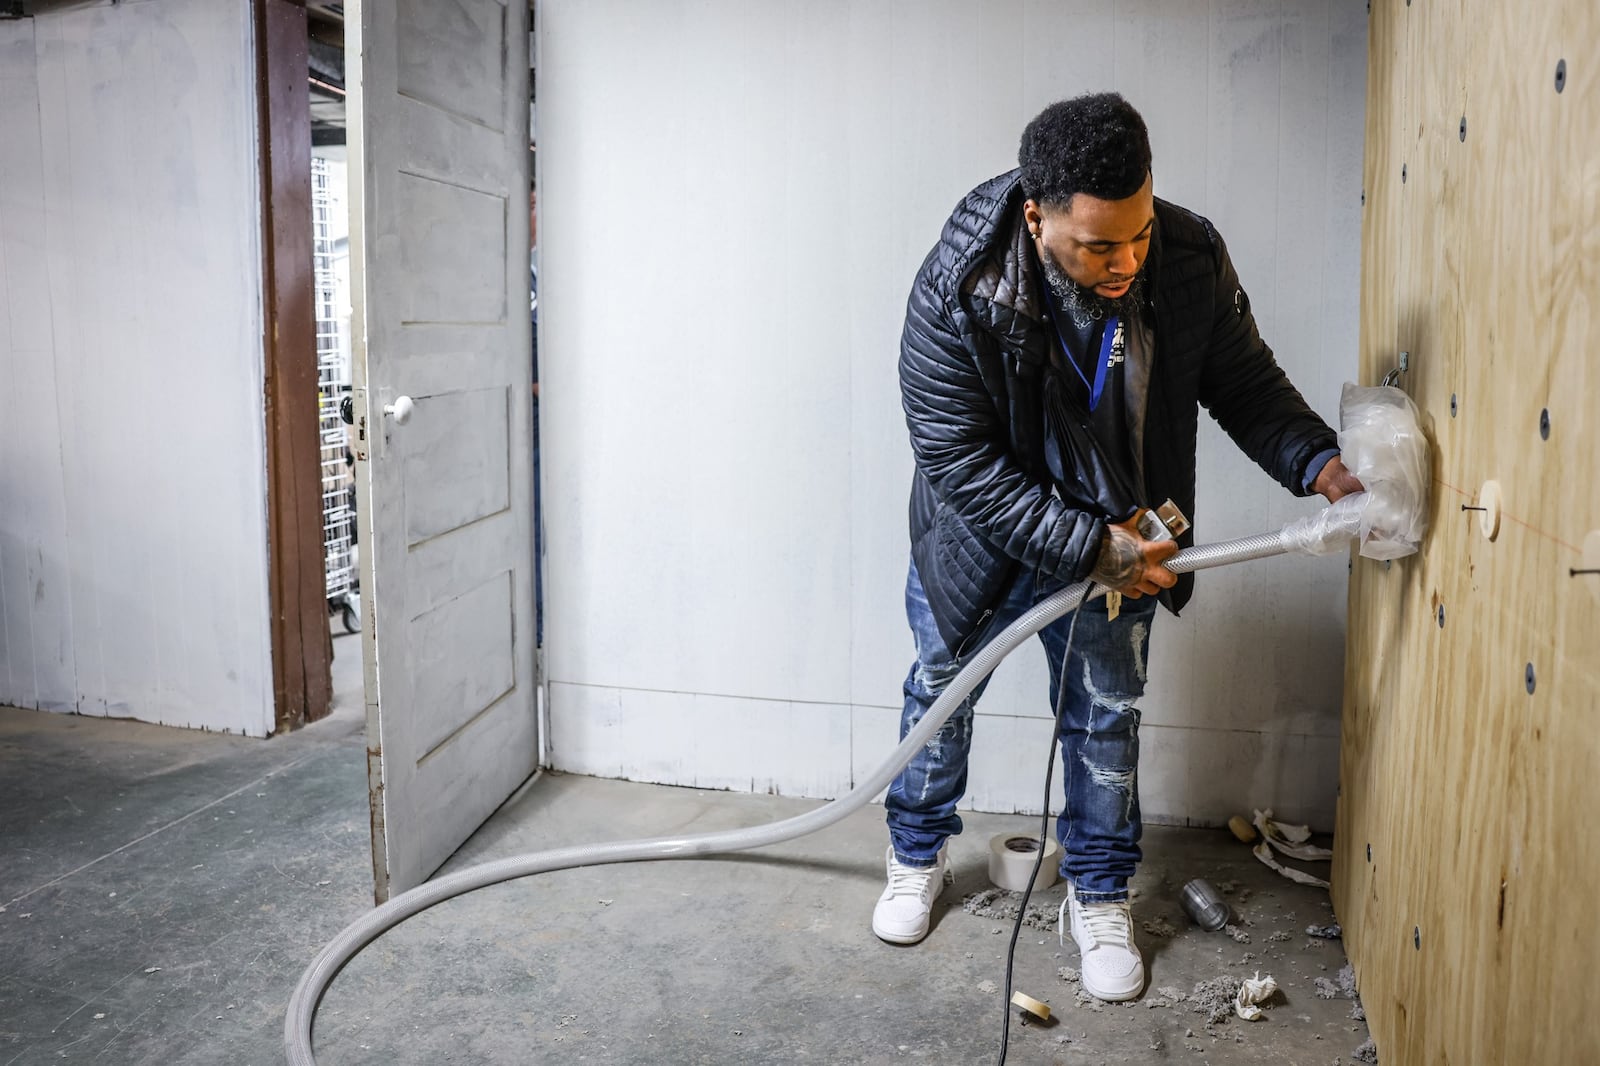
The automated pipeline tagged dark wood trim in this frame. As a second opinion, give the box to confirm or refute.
[256,0,331,732]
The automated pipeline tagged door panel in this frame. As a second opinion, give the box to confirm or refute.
[349,0,536,902]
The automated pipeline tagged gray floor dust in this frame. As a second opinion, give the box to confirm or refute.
[1,639,1374,1065]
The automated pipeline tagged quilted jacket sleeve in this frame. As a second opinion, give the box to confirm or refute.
[1195,231,1338,495]
[899,263,1106,583]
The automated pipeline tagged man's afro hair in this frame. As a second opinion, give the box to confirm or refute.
[1018,93,1152,208]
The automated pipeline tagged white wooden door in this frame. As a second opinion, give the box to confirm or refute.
[348,0,537,902]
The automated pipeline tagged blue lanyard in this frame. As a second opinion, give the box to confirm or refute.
[1049,311,1122,412]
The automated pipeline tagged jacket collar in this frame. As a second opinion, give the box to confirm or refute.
[956,174,1051,364]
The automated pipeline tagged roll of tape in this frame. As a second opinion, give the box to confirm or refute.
[987,833,1063,892]
[1010,990,1052,1022]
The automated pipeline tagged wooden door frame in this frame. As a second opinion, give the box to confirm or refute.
[256,0,332,732]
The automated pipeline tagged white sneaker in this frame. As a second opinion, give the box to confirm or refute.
[1059,884,1145,1001]
[871,844,949,944]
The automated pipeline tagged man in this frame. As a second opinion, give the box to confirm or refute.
[873,93,1362,1003]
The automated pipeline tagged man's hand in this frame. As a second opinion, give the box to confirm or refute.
[1088,514,1180,599]
[1312,455,1365,504]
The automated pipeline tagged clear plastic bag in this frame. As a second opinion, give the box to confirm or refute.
[1281,383,1429,560]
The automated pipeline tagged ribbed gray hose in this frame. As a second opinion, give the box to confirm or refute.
[285,526,1295,1065]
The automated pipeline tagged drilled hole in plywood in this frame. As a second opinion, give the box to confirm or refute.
[1556,58,1567,92]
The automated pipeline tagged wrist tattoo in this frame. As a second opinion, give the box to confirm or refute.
[1090,527,1142,589]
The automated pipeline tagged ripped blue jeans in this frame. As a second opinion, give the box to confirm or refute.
[885,560,1158,902]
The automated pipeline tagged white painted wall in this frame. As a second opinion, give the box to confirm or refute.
[0,0,273,736]
[539,0,1367,829]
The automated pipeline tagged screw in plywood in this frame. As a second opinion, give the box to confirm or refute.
[1578,533,1600,601]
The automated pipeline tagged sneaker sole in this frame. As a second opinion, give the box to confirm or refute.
[871,920,931,945]
[1081,978,1144,1003]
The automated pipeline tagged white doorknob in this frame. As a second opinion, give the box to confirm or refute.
[383,395,415,426]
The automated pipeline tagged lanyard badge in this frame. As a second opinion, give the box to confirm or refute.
[1051,313,1125,412]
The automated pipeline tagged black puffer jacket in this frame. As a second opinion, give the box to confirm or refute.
[901,170,1337,652]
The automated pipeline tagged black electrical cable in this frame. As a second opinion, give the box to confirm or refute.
[995,587,1090,1065]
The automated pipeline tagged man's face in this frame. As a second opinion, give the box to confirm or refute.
[1025,173,1155,302]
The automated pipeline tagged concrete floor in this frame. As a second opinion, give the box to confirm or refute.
[1,638,1374,1065]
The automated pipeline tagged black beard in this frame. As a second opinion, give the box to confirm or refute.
[1037,246,1144,328]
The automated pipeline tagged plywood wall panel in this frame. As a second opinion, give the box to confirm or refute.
[1336,1,1600,1062]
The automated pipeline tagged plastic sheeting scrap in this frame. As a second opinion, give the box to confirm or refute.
[1252,809,1334,862]
[1251,840,1330,889]
[1281,383,1429,560]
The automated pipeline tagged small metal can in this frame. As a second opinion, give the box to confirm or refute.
[1179,878,1231,931]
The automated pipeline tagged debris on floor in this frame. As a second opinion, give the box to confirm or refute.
[1141,916,1178,938]
[1252,839,1332,888]
[1350,999,1367,1022]
[1252,810,1334,862]
[1306,922,1343,939]
[961,888,1057,930]
[1211,877,1255,906]
[1224,924,1251,944]
[1336,963,1359,998]
[1058,967,1080,983]
[1352,1036,1379,1062]
[1234,971,1280,1021]
[1189,975,1244,1024]
[1149,986,1187,1008]
[1247,809,1334,888]
[1318,962,1361,1002]
[977,980,998,994]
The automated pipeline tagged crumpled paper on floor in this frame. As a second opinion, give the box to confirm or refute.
[1235,971,1280,1022]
